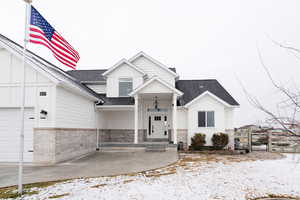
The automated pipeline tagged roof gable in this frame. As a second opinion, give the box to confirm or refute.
[0,34,103,102]
[130,76,183,96]
[102,59,146,77]
[184,91,235,108]
[129,51,179,78]
[176,80,239,107]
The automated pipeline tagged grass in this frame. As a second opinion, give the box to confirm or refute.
[0,180,65,199]
[90,184,107,188]
[0,187,39,199]
[123,179,135,184]
[48,193,70,199]
[248,194,300,200]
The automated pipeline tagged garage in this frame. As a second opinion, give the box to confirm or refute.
[0,108,35,162]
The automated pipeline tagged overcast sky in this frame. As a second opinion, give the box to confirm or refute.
[1,0,300,127]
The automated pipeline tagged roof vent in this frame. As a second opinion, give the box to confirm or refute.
[199,85,204,89]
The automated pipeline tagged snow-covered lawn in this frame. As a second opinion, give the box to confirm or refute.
[4,153,300,200]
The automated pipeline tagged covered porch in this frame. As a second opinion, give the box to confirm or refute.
[96,77,183,147]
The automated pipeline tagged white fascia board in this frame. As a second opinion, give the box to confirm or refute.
[96,105,134,111]
[177,106,188,110]
[102,58,147,77]
[129,76,183,96]
[81,81,106,84]
[184,90,239,108]
[128,51,179,78]
[0,39,60,84]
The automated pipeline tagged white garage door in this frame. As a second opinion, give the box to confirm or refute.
[0,108,34,162]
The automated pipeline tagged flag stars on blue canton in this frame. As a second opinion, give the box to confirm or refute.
[30,6,55,40]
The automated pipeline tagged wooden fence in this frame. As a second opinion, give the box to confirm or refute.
[234,129,300,153]
[269,132,300,153]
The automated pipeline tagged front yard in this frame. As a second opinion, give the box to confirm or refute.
[1,152,300,200]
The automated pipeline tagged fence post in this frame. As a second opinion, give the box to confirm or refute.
[248,129,252,152]
[268,131,272,152]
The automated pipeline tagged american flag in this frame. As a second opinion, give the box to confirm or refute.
[29,6,80,69]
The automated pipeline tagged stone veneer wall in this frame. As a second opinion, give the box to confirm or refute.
[177,129,188,150]
[99,129,146,143]
[168,129,188,150]
[98,129,188,149]
[34,128,97,164]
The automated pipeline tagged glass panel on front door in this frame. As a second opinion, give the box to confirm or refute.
[148,114,168,138]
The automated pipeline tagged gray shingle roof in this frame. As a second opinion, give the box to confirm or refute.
[67,69,107,82]
[67,68,176,82]
[96,79,239,106]
[169,68,176,73]
[176,80,239,106]
[98,94,134,105]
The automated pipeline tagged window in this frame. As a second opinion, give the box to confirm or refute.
[154,116,161,121]
[198,111,215,127]
[198,111,206,127]
[207,111,215,127]
[39,91,47,96]
[119,78,133,97]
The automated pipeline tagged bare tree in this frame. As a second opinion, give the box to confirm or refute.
[240,40,300,136]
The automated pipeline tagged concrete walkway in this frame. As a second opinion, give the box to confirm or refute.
[0,151,178,188]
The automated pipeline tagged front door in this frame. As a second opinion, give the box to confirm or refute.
[148,114,168,138]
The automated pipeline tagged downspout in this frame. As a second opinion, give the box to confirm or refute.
[95,100,102,151]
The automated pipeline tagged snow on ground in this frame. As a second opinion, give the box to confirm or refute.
[9,153,300,200]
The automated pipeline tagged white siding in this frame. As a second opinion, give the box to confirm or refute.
[0,49,55,128]
[177,108,187,129]
[187,94,229,145]
[139,80,173,94]
[97,99,174,131]
[224,107,234,129]
[0,49,53,108]
[35,86,55,127]
[55,86,96,128]
[86,84,106,93]
[97,111,106,129]
[102,111,134,129]
[106,63,144,97]
[131,56,175,86]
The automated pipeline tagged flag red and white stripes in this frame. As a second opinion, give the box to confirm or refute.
[29,6,80,69]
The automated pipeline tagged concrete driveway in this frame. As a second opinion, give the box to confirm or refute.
[0,151,178,188]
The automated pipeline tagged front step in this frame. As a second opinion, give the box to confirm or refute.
[145,144,167,152]
[146,138,169,142]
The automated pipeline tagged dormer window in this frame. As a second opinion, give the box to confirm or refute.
[119,78,133,97]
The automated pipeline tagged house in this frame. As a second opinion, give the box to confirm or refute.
[0,34,239,164]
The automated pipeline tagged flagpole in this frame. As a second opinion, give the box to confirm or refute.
[18,0,32,195]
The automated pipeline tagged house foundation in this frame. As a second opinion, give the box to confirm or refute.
[34,128,97,164]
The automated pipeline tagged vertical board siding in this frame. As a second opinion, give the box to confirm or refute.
[0,49,53,108]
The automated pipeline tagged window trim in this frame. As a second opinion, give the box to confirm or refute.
[198,111,215,128]
[118,77,133,97]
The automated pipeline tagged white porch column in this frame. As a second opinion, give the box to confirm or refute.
[173,94,178,144]
[134,94,139,144]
